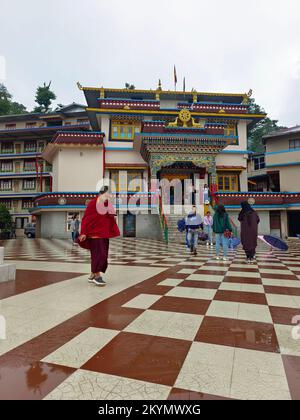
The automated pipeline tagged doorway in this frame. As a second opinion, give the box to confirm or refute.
[123,214,136,237]
[288,211,300,237]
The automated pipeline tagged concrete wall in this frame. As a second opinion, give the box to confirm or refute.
[266,151,300,167]
[40,212,70,239]
[228,209,271,236]
[266,138,290,153]
[136,214,162,240]
[105,150,147,165]
[39,210,162,240]
[279,165,300,192]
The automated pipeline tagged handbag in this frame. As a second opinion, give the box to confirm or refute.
[223,229,232,238]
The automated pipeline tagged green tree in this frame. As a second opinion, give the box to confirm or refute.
[0,83,27,116]
[0,204,13,239]
[34,82,56,113]
[125,83,135,90]
[248,99,286,152]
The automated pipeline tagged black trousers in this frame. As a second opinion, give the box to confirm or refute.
[90,238,109,273]
[245,249,256,259]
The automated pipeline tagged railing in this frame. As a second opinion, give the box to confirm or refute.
[158,195,169,243]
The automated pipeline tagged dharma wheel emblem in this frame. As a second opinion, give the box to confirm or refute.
[58,197,67,205]
[168,108,204,129]
[179,108,191,123]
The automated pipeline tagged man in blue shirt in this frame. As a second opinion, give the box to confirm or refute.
[185,206,202,256]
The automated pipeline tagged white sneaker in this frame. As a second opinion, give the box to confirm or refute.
[210,243,214,248]
[216,256,220,260]
[206,243,209,247]
[223,257,228,261]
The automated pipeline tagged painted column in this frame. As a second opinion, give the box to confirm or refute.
[149,161,160,209]
[208,156,218,205]
[280,210,288,239]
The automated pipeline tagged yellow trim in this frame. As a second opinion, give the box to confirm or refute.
[40,114,62,120]
[106,166,147,170]
[87,108,266,119]
[80,86,246,97]
[216,168,245,172]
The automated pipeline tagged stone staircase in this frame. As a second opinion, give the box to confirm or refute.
[164,205,205,244]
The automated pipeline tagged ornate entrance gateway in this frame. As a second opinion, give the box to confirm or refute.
[135,109,234,195]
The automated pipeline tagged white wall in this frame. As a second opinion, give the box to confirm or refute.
[55,147,103,192]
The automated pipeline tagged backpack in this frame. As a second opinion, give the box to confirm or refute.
[177,218,186,232]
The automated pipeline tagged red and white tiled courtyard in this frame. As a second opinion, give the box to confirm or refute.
[0,238,300,400]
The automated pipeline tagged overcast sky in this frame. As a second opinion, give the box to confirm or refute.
[0,0,300,126]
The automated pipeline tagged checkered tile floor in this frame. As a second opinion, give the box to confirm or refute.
[2,238,189,267]
[0,238,300,400]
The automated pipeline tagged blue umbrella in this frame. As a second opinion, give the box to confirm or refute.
[231,237,241,249]
[261,235,289,251]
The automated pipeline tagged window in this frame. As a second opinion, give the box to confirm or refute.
[110,170,143,192]
[5,123,16,130]
[24,141,37,152]
[23,161,36,172]
[289,139,300,149]
[26,122,37,128]
[0,162,13,172]
[38,142,45,152]
[224,124,237,137]
[22,200,33,209]
[15,217,29,229]
[111,121,140,141]
[253,155,265,170]
[217,173,239,192]
[1,143,14,154]
[0,180,12,191]
[23,179,36,190]
[127,172,143,192]
[0,200,12,209]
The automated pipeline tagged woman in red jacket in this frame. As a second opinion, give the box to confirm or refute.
[78,186,120,286]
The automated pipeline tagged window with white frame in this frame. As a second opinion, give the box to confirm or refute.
[0,180,12,191]
[0,161,13,172]
[22,200,33,209]
[23,179,36,190]
[0,200,12,209]
[1,142,14,154]
[24,141,37,152]
[253,155,265,170]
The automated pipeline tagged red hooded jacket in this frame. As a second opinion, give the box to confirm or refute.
[78,198,120,249]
